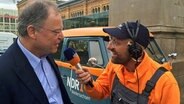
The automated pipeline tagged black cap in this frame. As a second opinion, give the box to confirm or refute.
[103,21,150,48]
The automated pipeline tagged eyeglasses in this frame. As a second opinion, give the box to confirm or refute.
[109,37,119,46]
[108,37,125,47]
[37,26,62,36]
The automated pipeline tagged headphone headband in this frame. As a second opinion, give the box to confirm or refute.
[125,20,142,61]
[124,20,140,41]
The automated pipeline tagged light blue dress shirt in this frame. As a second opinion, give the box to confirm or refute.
[17,39,64,104]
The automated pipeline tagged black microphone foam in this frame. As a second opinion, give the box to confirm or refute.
[64,48,76,61]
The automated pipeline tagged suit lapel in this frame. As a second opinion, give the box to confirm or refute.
[12,42,49,104]
[46,56,61,79]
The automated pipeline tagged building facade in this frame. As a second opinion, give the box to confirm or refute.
[0,8,18,34]
[17,0,109,30]
[58,0,109,29]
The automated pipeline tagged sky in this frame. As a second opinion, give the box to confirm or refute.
[0,0,20,10]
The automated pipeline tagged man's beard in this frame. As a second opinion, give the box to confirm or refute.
[111,55,131,65]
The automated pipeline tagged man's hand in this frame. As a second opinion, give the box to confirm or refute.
[75,67,93,86]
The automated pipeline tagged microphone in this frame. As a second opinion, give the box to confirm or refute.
[64,48,94,87]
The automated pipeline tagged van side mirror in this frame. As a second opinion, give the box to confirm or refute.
[168,52,177,59]
[167,52,177,65]
[87,57,104,69]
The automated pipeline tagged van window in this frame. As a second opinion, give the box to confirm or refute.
[105,41,111,59]
[68,39,89,65]
[89,41,103,65]
[66,39,104,67]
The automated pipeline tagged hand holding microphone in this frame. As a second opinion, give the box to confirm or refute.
[64,48,94,87]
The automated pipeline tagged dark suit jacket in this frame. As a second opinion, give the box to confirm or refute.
[0,40,72,104]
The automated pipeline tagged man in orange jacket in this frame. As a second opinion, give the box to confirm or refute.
[75,21,180,104]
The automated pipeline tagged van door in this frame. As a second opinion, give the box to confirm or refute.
[59,37,111,104]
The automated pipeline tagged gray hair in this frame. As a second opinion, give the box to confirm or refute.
[17,0,59,37]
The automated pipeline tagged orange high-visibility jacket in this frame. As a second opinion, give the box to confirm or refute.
[84,52,180,104]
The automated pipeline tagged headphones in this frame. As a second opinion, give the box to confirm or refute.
[124,21,143,61]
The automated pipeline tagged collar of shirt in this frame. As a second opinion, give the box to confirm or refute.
[135,51,157,79]
[17,38,42,69]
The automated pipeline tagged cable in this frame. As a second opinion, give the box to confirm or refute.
[135,67,140,104]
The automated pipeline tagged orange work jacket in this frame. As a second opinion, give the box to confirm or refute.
[84,52,180,104]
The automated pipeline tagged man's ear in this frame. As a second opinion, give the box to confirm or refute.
[27,25,37,39]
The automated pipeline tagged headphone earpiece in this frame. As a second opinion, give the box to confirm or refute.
[125,21,143,61]
[128,42,143,61]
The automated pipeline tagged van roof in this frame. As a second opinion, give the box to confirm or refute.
[0,32,17,38]
[63,27,109,37]
[63,27,153,38]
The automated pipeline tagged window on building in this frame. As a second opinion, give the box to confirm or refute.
[5,24,9,29]
[0,17,3,22]
[107,5,109,11]
[0,24,3,29]
[95,8,97,13]
[5,17,9,22]
[98,7,100,13]
[77,12,80,17]
[103,5,109,12]
[4,14,10,23]
[11,24,15,29]
[63,11,108,29]
[80,11,83,16]
[103,6,106,12]
[92,9,95,14]
[11,18,15,23]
